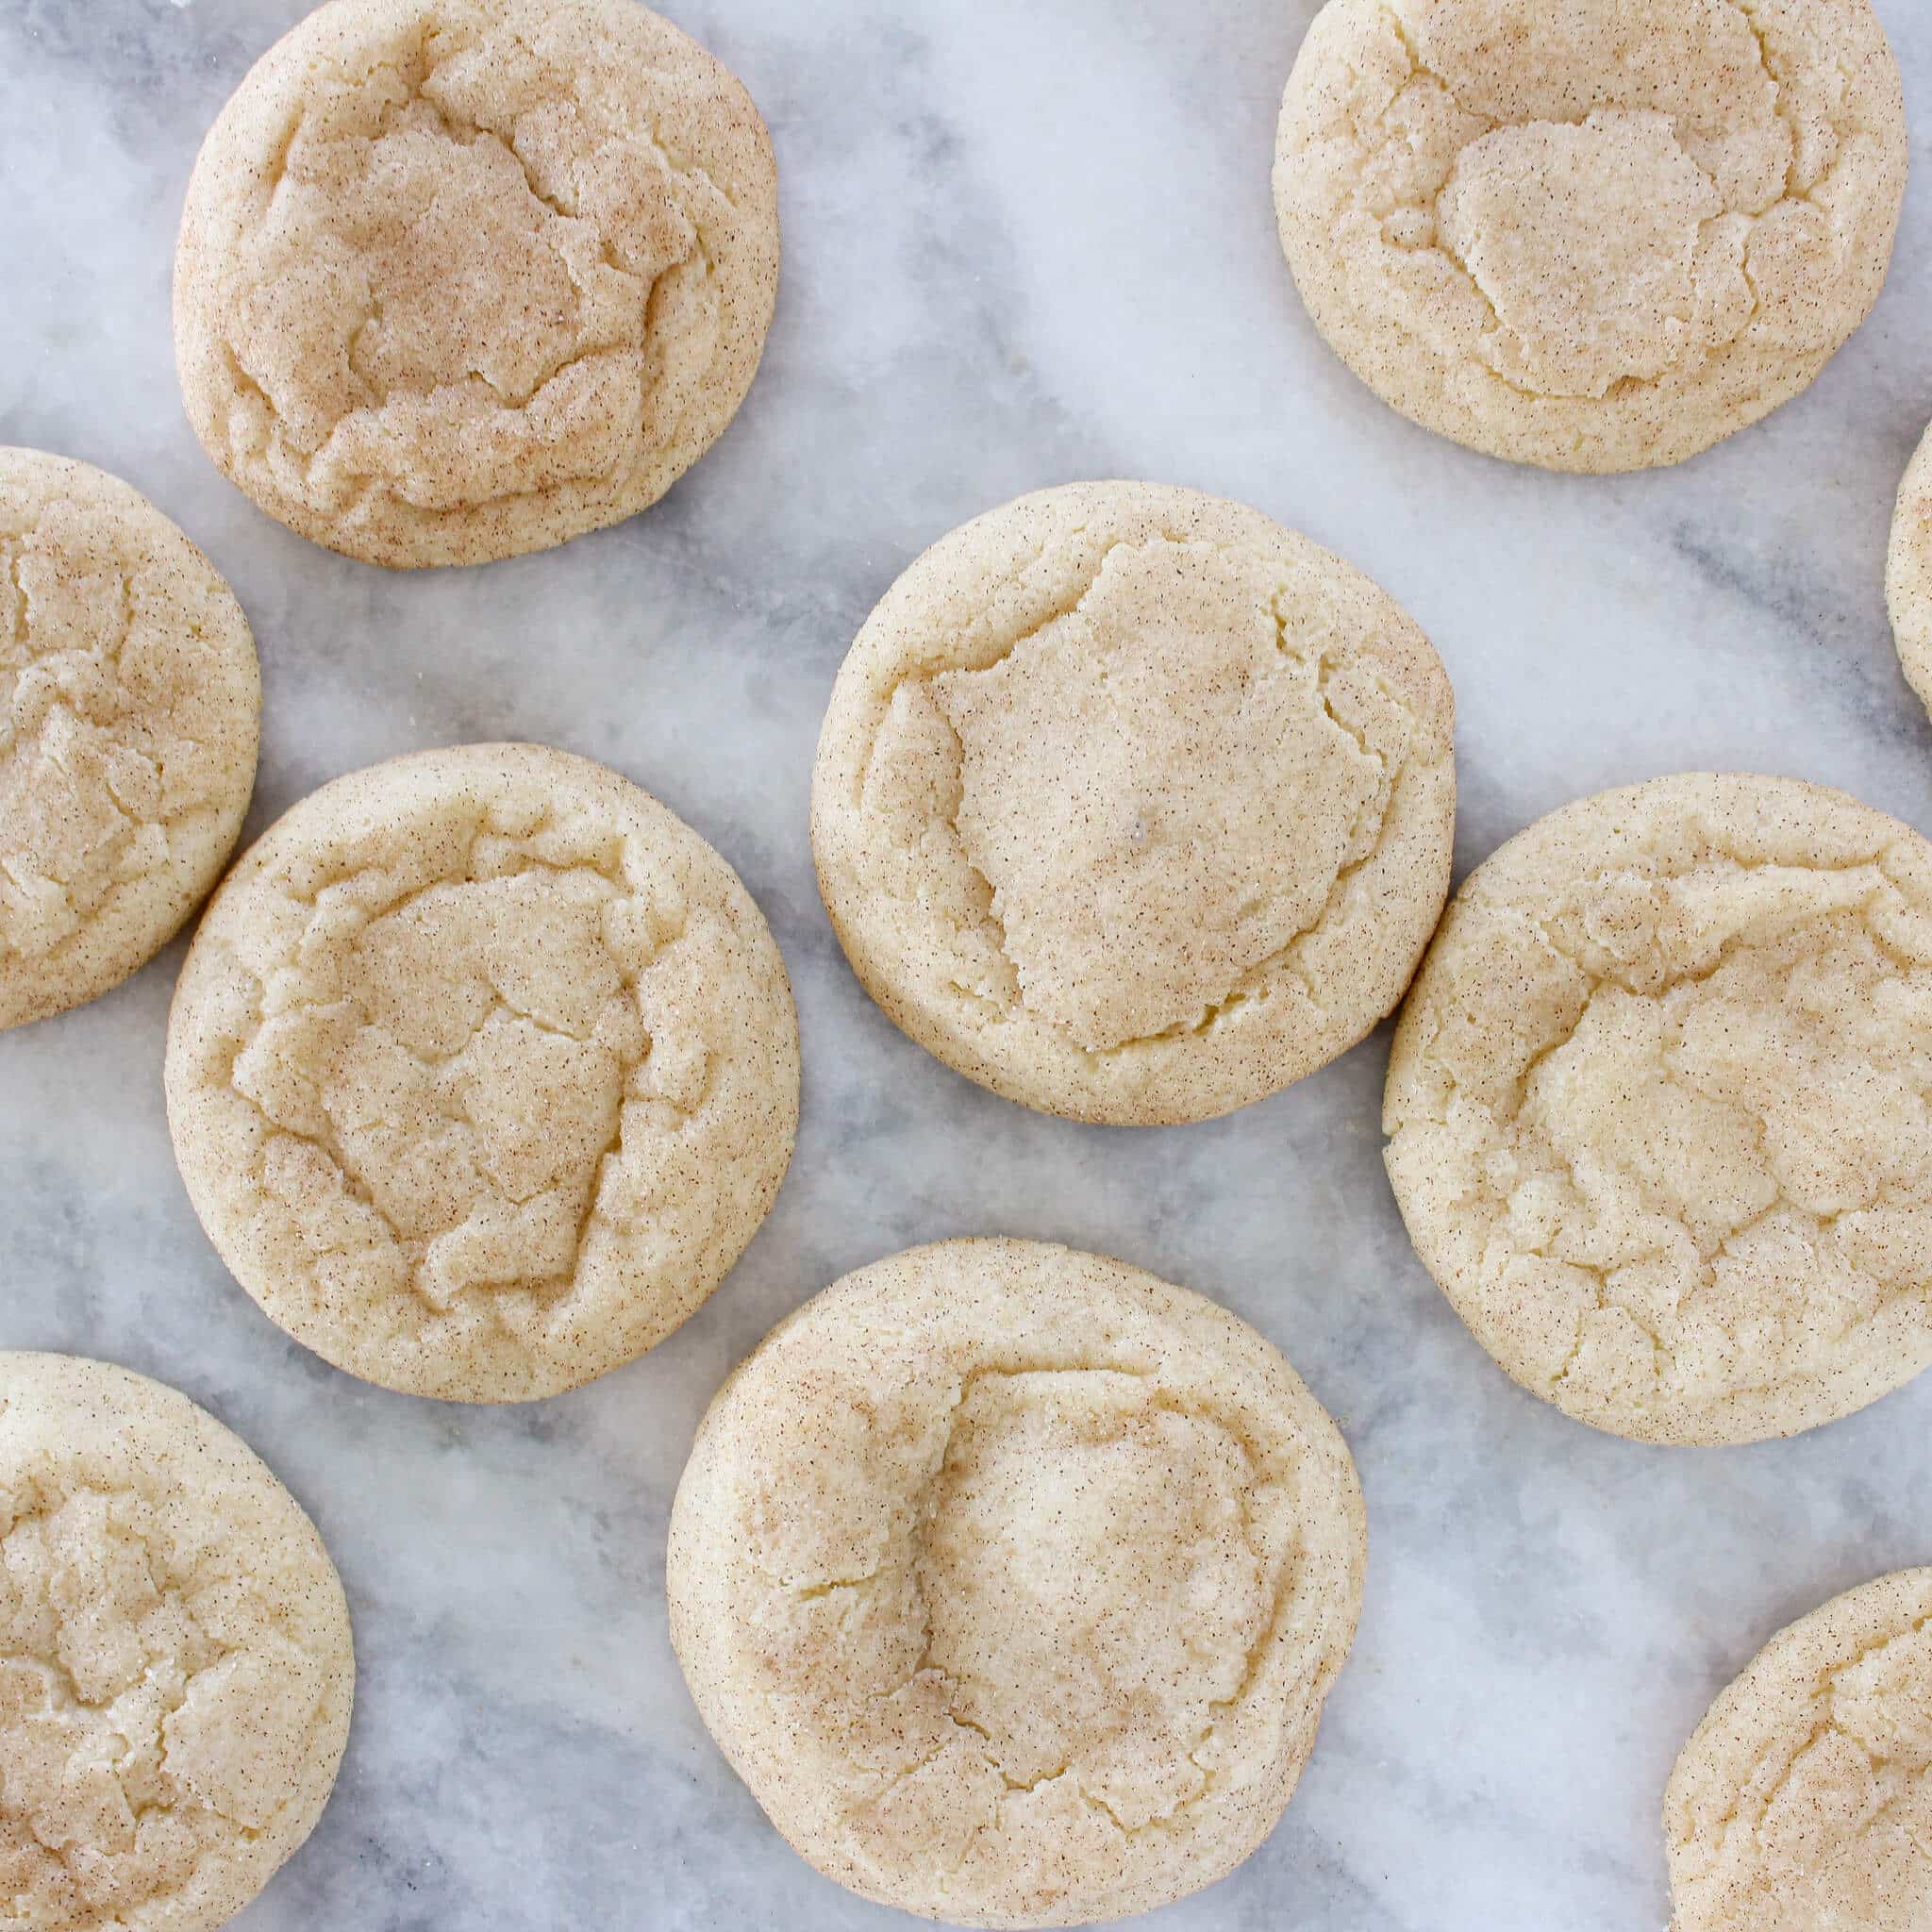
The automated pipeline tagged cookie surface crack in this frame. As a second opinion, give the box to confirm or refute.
[226,849,671,1318]
[828,1365,1283,1849]
[1390,781,1932,1439]
[872,538,1424,1055]
[1277,0,1904,468]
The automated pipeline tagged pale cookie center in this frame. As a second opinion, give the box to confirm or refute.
[1437,112,1740,397]
[1531,963,1932,1249]
[0,522,178,960]
[914,1371,1269,1831]
[232,868,655,1310]
[931,543,1382,1053]
[231,41,699,508]
[0,1486,325,1924]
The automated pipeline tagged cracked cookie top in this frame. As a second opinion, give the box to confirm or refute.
[1274,0,1907,472]
[667,1239,1365,1927]
[0,1352,353,1932]
[1384,774,1932,1445]
[1888,425,1932,724]
[0,450,259,1034]
[810,482,1456,1125]
[1667,1568,1932,1931]
[164,742,798,1401]
[174,0,778,568]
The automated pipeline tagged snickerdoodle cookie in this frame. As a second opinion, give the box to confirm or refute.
[1889,425,1932,721]
[175,0,778,568]
[1385,774,1932,1445]
[164,743,798,1401]
[0,450,258,1033]
[0,1351,354,1931]
[667,1239,1365,1927]
[1274,0,1907,472]
[1666,1568,1932,1930]
[811,481,1456,1125]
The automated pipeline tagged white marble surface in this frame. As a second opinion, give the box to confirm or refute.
[2,1,1930,1926]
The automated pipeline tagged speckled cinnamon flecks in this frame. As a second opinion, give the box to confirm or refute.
[1385,773,1932,1445]
[810,480,1457,1125]
[0,449,259,1034]
[164,742,799,1402]
[0,1352,354,1932]
[1667,1568,1932,1930]
[1887,425,1932,724]
[173,0,780,568]
[1274,0,1908,472]
[667,1239,1366,1928]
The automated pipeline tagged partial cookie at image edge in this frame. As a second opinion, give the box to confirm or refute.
[1665,1567,1932,1931]
[0,447,260,1033]
[0,1351,355,1932]
[1274,0,1909,472]
[1889,424,1932,720]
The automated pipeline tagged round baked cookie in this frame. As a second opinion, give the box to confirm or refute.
[668,1239,1366,1927]
[0,1352,354,1932]
[164,742,798,1401]
[1666,1569,1932,1930]
[174,0,779,569]
[1889,424,1932,721]
[810,481,1456,1125]
[1274,0,1908,473]
[0,450,259,1033]
[1385,774,1932,1446]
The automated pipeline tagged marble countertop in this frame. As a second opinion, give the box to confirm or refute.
[3,2,1930,1927]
